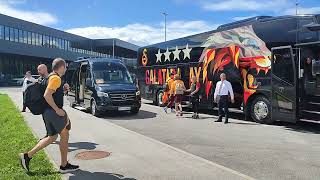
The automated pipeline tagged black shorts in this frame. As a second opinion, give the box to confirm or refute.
[42,109,69,136]
[175,94,182,103]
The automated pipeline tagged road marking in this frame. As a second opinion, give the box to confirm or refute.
[105,118,256,180]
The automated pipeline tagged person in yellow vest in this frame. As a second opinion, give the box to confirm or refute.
[172,74,186,116]
[163,72,175,113]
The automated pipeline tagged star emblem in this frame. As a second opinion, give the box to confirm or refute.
[155,49,163,63]
[182,44,192,60]
[172,46,181,61]
[164,48,171,62]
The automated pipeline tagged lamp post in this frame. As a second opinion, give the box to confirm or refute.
[162,12,168,42]
[295,0,299,15]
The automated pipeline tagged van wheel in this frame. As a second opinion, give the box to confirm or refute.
[250,96,273,124]
[157,90,165,107]
[91,99,102,117]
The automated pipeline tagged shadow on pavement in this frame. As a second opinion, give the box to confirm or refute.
[275,121,320,134]
[54,141,99,152]
[69,169,137,180]
[102,110,157,120]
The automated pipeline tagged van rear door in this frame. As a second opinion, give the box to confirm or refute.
[66,61,81,105]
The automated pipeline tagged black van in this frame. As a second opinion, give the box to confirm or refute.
[66,57,141,116]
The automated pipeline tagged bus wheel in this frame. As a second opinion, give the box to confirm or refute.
[250,96,273,124]
[157,90,165,107]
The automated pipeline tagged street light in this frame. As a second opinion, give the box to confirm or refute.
[295,0,299,15]
[162,12,168,42]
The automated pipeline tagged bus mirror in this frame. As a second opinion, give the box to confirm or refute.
[304,23,320,31]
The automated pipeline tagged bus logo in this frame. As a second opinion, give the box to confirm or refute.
[141,48,148,66]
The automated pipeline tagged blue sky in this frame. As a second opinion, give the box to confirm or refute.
[0,0,320,45]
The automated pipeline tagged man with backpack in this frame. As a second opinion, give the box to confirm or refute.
[171,74,186,116]
[20,58,79,173]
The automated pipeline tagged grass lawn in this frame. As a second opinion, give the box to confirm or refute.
[0,94,61,180]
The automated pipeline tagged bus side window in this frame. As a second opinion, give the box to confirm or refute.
[273,52,294,85]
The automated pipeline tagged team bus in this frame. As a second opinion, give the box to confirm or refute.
[137,15,320,124]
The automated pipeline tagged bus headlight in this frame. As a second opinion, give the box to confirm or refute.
[97,91,109,98]
[136,90,140,96]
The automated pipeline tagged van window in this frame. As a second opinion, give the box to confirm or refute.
[92,62,133,84]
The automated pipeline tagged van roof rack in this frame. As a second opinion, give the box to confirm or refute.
[77,56,106,60]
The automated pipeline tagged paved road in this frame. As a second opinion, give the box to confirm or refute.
[2,87,320,180]
[107,103,320,180]
[1,87,252,180]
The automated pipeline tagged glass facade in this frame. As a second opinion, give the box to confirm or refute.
[27,31,31,44]
[9,27,14,42]
[0,24,109,58]
[0,53,51,80]
[4,26,9,40]
[18,29,23,43]
[0,25,3,39]
[0,24,132,83]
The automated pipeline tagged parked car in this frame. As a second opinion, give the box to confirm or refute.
[9,75,40,86]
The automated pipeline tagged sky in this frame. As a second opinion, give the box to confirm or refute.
[0,0,320,46]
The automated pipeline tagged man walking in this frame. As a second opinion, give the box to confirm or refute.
[22,71,36,112]
[172,74,186,116]
[163,72,175,113]
[214,73,234,124]
[20,58,79,173]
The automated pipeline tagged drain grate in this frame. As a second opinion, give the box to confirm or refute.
[75,150,111,160]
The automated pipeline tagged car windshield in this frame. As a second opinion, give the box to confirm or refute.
[92,62,133,84]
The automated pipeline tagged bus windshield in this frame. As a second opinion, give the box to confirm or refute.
[92,62,133,84]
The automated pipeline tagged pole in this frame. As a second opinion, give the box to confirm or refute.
[162,12,168,42]
[112,38,115,59]
[295,0,299,15]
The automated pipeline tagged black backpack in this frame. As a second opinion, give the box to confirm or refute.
[24,74,54,115]
[24,82,46,115]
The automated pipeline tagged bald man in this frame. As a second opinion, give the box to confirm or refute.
[37,64,49,82]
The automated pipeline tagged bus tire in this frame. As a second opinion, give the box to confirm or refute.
[156,90,165,107]
[250,96,273,124]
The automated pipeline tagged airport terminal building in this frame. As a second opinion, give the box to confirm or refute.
[0,13,139,84]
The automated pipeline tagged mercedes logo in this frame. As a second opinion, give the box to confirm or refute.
[121,94,127,100]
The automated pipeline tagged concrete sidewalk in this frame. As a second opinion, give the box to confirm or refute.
[2,88,254,180]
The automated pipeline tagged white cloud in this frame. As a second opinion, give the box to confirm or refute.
[66,21,219,46]
[202,0,289,11]
[0,0,57,25]
[284,7,320,15]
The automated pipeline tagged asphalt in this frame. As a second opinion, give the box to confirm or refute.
[1,87,254,180]
[107,103,320,180]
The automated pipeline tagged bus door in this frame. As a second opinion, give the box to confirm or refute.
[271,46,297,123]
